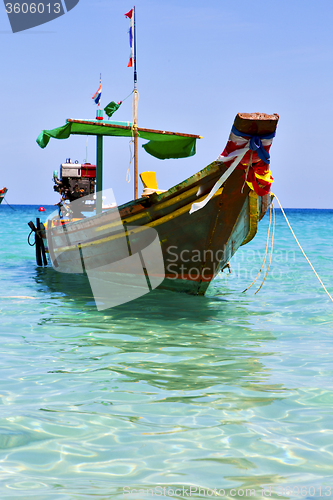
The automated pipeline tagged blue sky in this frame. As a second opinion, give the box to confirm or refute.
[1,0,333,208]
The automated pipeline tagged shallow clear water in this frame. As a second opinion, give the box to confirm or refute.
[1,205,333,499]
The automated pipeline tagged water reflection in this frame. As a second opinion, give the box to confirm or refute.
[0,264,293,498]
[33,266,286,408]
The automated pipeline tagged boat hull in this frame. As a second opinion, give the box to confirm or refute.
[44,165,269,296]
[38,112,279,299]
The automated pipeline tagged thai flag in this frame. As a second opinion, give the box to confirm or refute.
[92,82,102,105]
[125,8,134,67]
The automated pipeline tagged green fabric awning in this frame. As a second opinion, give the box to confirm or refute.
[36,119,200,160]
[142,137,196,159]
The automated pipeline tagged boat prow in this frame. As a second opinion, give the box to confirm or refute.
[0,187,8,205]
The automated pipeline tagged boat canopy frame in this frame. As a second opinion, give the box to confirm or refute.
[37,118,201,213]
[37,119,200,160]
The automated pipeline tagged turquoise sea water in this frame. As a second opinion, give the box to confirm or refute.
[1,204,333,500]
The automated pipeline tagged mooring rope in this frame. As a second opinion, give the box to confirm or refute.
[273,193,333,303]
[3,197,16,210]
[242,203,272,293]
[254,200,275,294]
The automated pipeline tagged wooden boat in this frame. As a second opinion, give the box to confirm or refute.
[28,8,279,303]
[0,187,7,204]
[29,112,278,299]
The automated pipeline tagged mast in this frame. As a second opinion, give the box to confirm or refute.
[125,6,138,199]
[133,6,138,200]
[94,73,103,214]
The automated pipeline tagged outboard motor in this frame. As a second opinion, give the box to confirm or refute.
[53,158,96,211]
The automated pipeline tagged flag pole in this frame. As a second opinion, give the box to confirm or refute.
[98,73,101,111]
[93,73,103,214]
[133,6,138,200]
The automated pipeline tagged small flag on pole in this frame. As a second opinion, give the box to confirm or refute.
[125,8,134,68]
[104,101,122,119]
[92,79,102,106]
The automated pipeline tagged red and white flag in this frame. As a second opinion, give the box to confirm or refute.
[92,81,102,105]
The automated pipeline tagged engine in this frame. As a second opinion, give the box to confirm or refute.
[53,159,96,211]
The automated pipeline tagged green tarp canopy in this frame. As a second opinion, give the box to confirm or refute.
[36,119,200,160]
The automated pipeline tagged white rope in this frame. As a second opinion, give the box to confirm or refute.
[83,136,89,163]
[189,147,249,214]
[126,140,133,183]
[254,200,275,294]
[189,134,275,215]
[241,151,252,194]
[273,193,333,303]
[126,90,140,184]
[242,203,272,293]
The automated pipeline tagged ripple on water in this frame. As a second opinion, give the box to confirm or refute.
[0,207,333,497]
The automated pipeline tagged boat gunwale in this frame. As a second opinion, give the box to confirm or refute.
[49,187,224,254]
[46,160,230,236]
